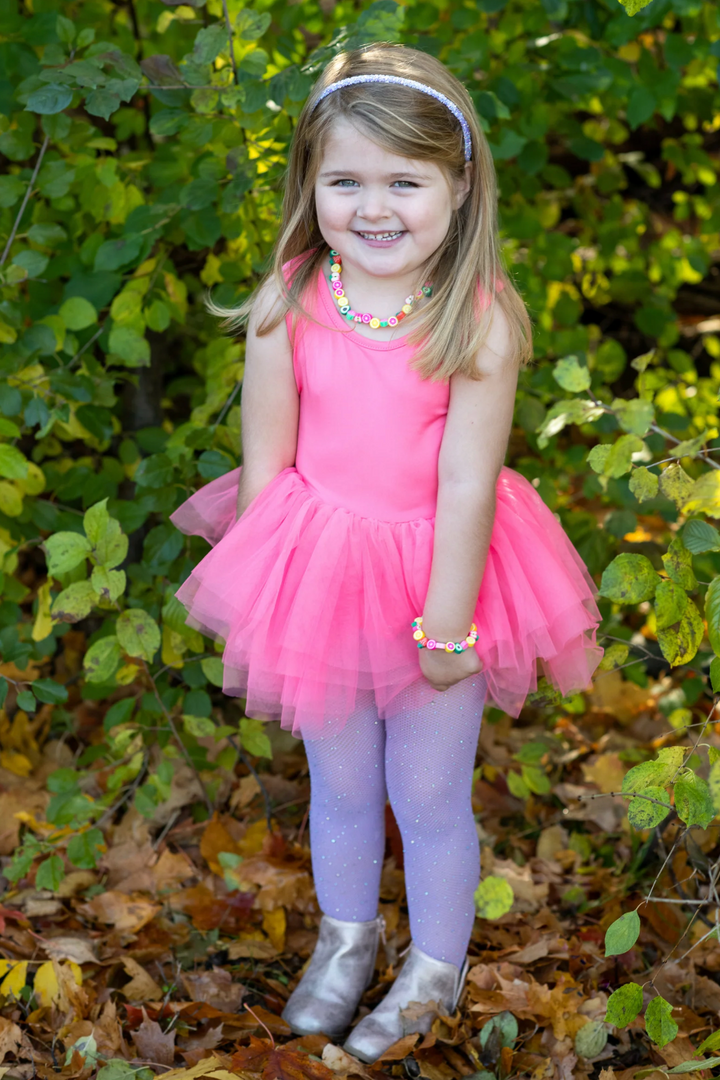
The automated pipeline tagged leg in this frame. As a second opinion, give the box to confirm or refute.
[304,690,387,921]
[385,673,487,968]
[283,695,387,1036]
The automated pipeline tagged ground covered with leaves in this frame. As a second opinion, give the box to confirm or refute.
[3,664,720,1080]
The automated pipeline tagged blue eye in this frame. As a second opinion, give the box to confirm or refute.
[334,179,358,187]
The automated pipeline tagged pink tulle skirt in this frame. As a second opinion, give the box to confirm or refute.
[171,467,603,738]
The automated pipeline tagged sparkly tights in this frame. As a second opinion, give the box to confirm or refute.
[303,673,487,969]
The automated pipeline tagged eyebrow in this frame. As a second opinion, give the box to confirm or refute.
[318,169,428,180]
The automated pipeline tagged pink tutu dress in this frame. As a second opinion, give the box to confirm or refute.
[171,261,603,738]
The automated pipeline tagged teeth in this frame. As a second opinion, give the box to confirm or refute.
[358,231,402,240]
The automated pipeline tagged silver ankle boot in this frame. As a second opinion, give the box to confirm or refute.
[343,944,468,1064]
[282,914,384,1037]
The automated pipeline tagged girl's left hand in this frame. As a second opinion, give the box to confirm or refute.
[419,644,483,692]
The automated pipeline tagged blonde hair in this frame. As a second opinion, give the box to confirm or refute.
[209,43,533,380]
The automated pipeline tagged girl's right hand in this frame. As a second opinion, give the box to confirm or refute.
[419,643,483,692]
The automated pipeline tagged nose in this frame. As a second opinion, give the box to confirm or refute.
[355,187,392,223]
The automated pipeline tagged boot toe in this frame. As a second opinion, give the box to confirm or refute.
[283,997,350,1038]
[343,1016,397,1064]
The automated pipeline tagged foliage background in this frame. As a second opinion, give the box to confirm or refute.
[4,0,720,1070]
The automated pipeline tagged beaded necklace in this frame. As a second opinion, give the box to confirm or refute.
[327,250,433,329]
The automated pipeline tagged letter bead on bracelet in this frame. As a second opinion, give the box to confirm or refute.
[411,616,478,654]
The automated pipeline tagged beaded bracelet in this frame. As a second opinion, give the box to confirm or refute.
[411,617,479,653]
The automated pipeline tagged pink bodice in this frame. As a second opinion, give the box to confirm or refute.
[289,268,450,523]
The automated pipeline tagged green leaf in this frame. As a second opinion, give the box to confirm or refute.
[235,8,272,39]
[44,531,92,576]
[604,910,641,957]
[622,756,677,795]
[67,827,105,869]
[59,296,98,331]
[654,579,688,632]
[521,764,551,795]
[84,636,122,683]
[134,453,173,489]
[683,520,720,554]
[52,581,98,623]
[644,995,678,1048]
[17,689,36,712]
[0,444,29,480]
[674,772,715,828]
[116,609,161,662]
[629,467,659,503]
[662,537,697,590]
[667,1061,720,1075]
[107,324,150,366]
[574,1020,608,1060]
[474,875,514,919]
[201,657,224,687]
[618,0,654,13]
[507,770,531,799]
[599,553,659,604]
[660,464,695,509]
[553,355,591,392]
[613,398,655,437]
[588,444,611,474]
[103,697,135,732]
[604,982,643,1027]
[32,679,69,705]
[627,787,672,829]
[25,84,74,114]
[35,854,65,891]
[479,1012,518,1050]
[603,434,645,479]
[694,1028,720,1056]
[711,657,720,694]
[182,714,215,738]
[627,86,656,129]
[192,23,229,64]
[240,716,272,758]
[705,579,720,657]
[657,598,704,667]
[91,566,126,602]
[0,678,7,710]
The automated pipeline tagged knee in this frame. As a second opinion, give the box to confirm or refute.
[388,774,473,839]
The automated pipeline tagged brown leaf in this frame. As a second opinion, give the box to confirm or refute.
[233,1037,335,1080]
[0,1016,23,1064]
[40,936,98,965]
[121,957,163,1002]
[200,815,242,875]
[375,1033,421,1062]
[133,1008,177,1067]
[181,969,246,1011]
[320,1044,374,1078]
[78,890,160,933]
[168,884,254,933]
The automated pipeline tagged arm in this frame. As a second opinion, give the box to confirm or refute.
[420,305,519,691]
[236,279,299,519]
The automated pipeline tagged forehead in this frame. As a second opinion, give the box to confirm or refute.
[318,116,445,180]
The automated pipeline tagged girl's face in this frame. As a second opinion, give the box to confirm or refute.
[314,117,471,281]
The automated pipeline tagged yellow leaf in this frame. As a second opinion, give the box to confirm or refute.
[200,253,224,287]
[33,580,53,642]
[0,318,17,344]
[33,961,60,1007]
[17,461,46,496]
[162,624,186,669]
[262,907,286,952]
[0,961,27,998]
[0,750,33,777]
[0,482,23,517]
[682,471,720,518]
[0,960,14,978]
[115,663,140,685]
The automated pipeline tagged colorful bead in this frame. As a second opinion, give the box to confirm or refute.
[410,615,479,655]
[327,251,432,332]
[426,640,437,649]
[413,629,424,641]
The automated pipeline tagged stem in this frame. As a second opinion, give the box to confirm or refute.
[578,791,674,810]
[0,134,50,267]
[221,0,238,83]
[244,1003,275,1047]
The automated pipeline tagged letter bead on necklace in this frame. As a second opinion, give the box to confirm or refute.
[328,250,432,329]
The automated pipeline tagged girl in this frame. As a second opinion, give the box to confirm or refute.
[171,43,603,1064]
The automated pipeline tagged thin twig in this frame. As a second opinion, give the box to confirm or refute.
[0,134,50,267]
[244,1003,275,1046]
[578,791,674,811]
[221,0,238,83]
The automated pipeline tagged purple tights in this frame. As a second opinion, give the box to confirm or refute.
[303,674,487,969]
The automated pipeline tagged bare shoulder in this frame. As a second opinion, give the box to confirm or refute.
[474,301,517,380]
[248,274,290,340]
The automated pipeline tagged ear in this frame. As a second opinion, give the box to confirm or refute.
[453,162,473,210]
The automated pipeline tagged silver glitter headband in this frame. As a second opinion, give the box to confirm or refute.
[311,75,473,162]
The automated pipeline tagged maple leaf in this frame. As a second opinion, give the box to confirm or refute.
[133,1008,177,1067]
[232,1037,335,1080]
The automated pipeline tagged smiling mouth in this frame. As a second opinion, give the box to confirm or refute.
[356,230,404,241]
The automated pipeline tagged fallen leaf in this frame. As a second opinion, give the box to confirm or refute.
[78,890,160,932]
[40,935,98,965]
[0,1017,23,1064]
[321,1043,374,1078]
[181,969,246,1011]
[536,824,569,862]
[232,1036,335,1079]
[263,906,287,952]
[376,1033,421,1061]
[133,1008,177,1067]
[121,957,163,1001]
[200,815,242,875]
[0,960,27,999]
